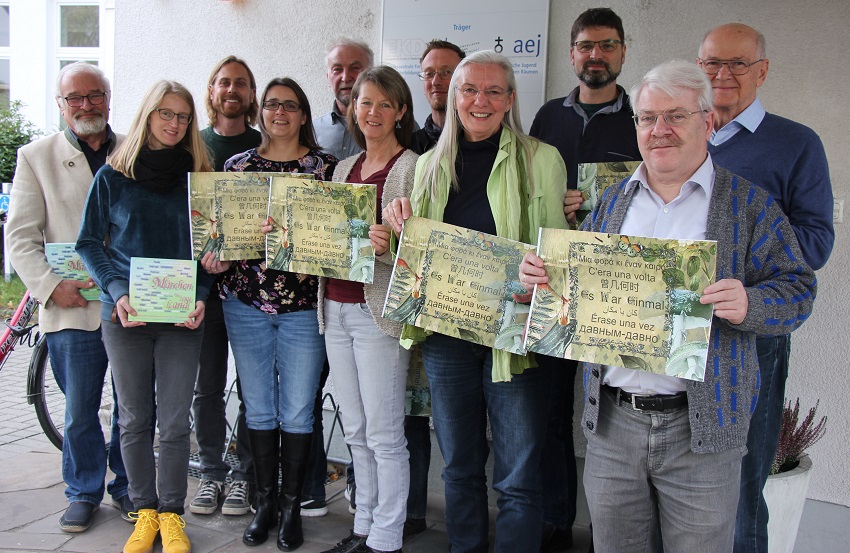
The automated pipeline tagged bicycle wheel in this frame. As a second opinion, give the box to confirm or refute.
[30,335,65,449]
[29,335,116,451]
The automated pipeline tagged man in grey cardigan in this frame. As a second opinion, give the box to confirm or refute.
[519,60,816,552]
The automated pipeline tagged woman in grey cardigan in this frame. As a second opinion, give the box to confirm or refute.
[317,66,417,553]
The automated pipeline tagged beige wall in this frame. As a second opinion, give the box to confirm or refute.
[114,0,849,507]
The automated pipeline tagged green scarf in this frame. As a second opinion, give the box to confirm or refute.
[400,128,537,382]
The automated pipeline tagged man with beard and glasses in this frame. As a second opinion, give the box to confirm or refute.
[696,24,834,553]
[314,37,374,161]
[6,61,131,532]
[190,55,261,518]
[528,8,640,551]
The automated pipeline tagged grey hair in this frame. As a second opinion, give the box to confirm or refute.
[55,61,111,98]
[325,37,374,68]
[420,49,539,196]
[630,60,713,114]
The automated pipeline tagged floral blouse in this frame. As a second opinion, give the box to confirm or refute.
[219,148,338,314]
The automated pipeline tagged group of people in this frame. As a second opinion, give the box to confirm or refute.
[4,7,832,553]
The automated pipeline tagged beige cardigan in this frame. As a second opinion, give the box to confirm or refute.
[317,149,418,338]
[6,130,124,333]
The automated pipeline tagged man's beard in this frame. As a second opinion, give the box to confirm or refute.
[73,111,107,136]
[578,60,621,89]
[336,89,352,107]
[216,95,248,119]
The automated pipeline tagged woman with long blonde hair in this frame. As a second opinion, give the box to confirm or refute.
[77,80,213,553]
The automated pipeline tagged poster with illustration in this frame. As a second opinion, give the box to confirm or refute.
[524,229,717,381]
[383,217,535,354]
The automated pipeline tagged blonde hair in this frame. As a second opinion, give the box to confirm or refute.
[109,80,212,178]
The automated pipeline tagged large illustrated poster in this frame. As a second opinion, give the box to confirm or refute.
[382,0,549,132]
[267,176,377,283]
[576,161,642,226]
[189,172,281,262]
[524,229,717,381]
[383,217,535,354]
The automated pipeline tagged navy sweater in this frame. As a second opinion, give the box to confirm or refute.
[708,113,833,270]
[77,165,213,321]
[530,86,642,187]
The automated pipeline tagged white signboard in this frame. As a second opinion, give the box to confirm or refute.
[382,0,550,132]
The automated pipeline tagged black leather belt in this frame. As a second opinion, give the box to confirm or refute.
[603,385,688,412]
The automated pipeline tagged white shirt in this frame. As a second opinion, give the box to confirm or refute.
[603,155,716,394]
[710,98,766,146]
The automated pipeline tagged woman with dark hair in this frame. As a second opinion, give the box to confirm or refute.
[76,80,213,553]
[201,77,336,551]
[384,50,569,553]
[319,66,417,553]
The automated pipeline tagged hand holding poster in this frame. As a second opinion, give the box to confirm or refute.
[524,229,717,381]
[383,216,535,354]
[266,176,377,283]
[128,257,197,323]
[45,243,101,301]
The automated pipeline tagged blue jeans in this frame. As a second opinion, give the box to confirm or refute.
[585,388,743,553]
[538,355,578,530]
[421,334,550,553]
[193,298,253,483]
[734,334,791,553]
[324,300,410,552]
[46,328,128,505]
[222,296,325,433]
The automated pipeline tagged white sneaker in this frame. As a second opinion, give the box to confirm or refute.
[222,480,252,516]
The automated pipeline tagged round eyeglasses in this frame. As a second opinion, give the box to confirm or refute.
[698,58,765,76]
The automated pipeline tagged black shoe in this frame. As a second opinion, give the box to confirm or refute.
[111,494,135,523]
[320,530,367,553]
[59,501,98,533]
[540,522,573,553]
[402,517,427,539]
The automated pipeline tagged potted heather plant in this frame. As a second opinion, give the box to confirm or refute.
[764,398,828,553]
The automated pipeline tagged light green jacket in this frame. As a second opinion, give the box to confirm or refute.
[402,127,568,381]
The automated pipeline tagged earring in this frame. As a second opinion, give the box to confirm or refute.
[395,119,401,129]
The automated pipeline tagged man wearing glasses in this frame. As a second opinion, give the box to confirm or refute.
[411,39,465,154]
[520,60,816,552]
[528,8,641,551]
[6,62,131,531]
[697,23,834,553]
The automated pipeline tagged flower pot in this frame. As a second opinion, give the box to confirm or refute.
[763,454,813,553]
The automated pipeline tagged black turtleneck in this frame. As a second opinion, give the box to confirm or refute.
[443,130,499,235]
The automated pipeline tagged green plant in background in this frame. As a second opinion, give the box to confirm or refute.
[0,101,43,184]
[0,275,28,317]
[771,397,827,474]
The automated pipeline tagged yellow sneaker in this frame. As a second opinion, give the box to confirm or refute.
[158,512,191,553]
[123,509,160,553]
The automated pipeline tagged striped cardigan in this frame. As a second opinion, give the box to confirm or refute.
[580,164,817,453]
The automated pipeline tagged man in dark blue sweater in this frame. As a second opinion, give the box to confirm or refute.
[528,8,641,552]
[698,23,834,553]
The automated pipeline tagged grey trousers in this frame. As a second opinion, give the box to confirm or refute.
[583,388,743,553]
[102,320,204,514]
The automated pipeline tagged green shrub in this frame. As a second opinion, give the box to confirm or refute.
[0,101,42,184]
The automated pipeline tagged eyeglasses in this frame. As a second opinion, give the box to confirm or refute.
[419,69,453,81]
[572,40,623,53]
[633,109,708,128]
[61,93,107,107]
[457,86,510,100]
[262,100,301,112]
[698,58,765,76]
[155,108,193,125]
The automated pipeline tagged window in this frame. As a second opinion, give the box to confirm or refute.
[55,2,101,126]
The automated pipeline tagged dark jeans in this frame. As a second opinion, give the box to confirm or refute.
[422,334,550,553]
[46,328,128,504]
[537,355,578,529]
[303,360,331,502]
[734,334,791,553]
[405,414,431,519]
[193,298,253,483]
